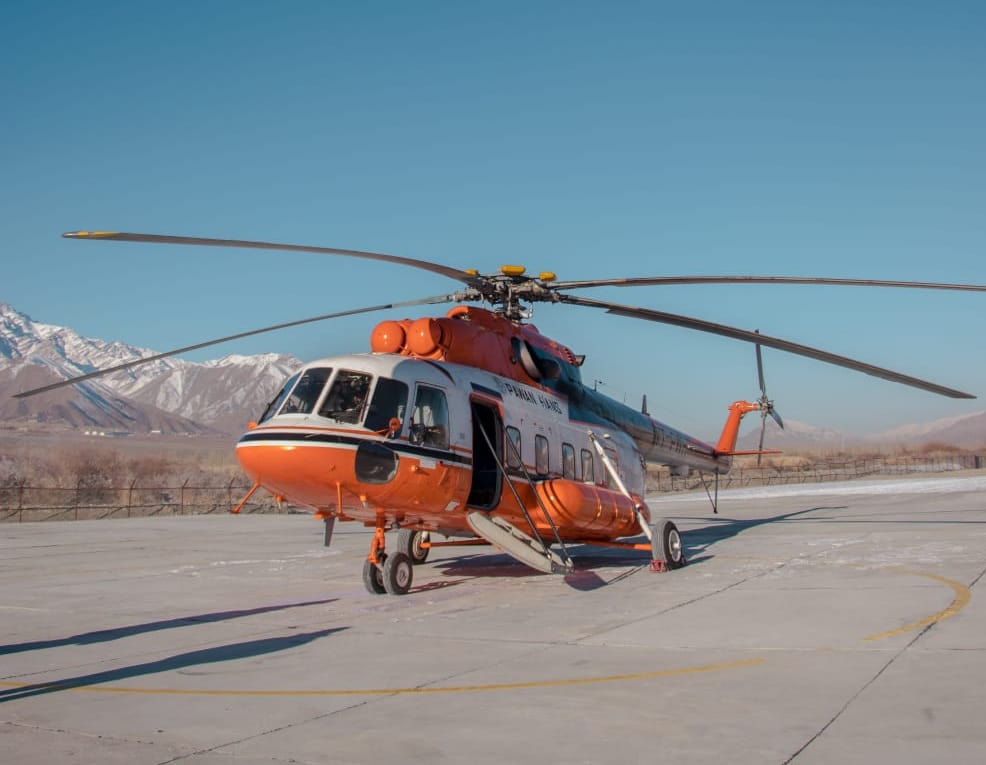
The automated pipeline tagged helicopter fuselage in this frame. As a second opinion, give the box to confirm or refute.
[236,340,737,543]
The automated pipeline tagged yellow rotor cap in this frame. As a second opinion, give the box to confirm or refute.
[500,265,526,277]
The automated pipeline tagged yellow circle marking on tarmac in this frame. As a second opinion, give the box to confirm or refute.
[711,558,971,642]
[0,658,765,697]
[864,569,972,642]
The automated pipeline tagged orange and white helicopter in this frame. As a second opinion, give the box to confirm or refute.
[18,231,986,595]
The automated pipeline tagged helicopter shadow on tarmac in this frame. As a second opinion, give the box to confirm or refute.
[413,507,851,593]
[677,505,850,566]
[0,627,347,703]
[0,599,339,657]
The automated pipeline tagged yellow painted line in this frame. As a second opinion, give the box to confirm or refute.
[865,569,972,642]
[0,657,765,697]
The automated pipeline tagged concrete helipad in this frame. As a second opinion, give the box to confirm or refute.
[2,473,985,764]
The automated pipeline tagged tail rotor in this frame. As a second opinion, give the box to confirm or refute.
[754,330,784,465]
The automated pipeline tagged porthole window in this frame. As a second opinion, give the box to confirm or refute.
[562,443,576,479]
[581,449,594,483]
[535,435,549,475]
[506,427,522,469]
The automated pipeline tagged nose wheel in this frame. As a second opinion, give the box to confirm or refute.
[362,554,387,594]
[382,552,413,594]
[362,526,414,595]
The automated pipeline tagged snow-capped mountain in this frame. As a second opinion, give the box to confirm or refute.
[736,410,985,452]
[0,303,301,434]
[872,410,986,448]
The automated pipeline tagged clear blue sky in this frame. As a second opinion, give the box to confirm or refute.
[3,1,984,437]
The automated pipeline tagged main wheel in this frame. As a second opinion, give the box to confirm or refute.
[397,528,430,564]
[362,555,387,595]
[658,520,686,569]
[383,551,413,595]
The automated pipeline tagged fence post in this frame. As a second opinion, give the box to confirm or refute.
[180,478,188,515]
[128,478,137,518]
[227,478,235,513]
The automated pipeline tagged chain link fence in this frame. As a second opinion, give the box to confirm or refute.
[2,455,983,522]
[0,478,282,523]
[647,454,985,494]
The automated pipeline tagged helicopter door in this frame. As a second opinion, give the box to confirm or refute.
[467,401,503,510]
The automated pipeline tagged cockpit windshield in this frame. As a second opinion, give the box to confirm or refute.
[258,368,411,431]
[318,370,372,424]
[258,372,299,423]
[280,367,333,415]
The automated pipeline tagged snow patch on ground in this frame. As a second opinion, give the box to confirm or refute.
[648,474,986,504]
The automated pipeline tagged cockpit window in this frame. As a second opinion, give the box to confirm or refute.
[280,367,333,415]
[258,372,299,423]
[319,370,372,424]
[409,385,449,449]
[363,377,409,432]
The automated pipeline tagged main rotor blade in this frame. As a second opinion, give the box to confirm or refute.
[559,294,976,399]
[553,275,986,292]
[63,231,483,287]
[13,294,459,399]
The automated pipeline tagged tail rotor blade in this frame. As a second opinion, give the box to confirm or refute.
[754,329,766,397]
[770,407,785,430]
[757,411,767,466]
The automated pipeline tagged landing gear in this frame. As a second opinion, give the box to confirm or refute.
[363,525,414,595]
[362,555,386,594]
[383,552,413,595]
[397,528,430,564]
[657,519,686,570]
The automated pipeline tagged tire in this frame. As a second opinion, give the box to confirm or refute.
[658,520,685,569]
[397,528,430,564]
[362,555,386,595]
[383,551,414,595]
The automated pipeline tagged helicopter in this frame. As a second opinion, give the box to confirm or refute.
[16,231,986,595]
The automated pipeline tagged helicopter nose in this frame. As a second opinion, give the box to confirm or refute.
[235,436,402,511]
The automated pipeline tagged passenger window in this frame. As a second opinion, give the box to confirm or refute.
[410,386,449,449]
[603,447,620,489]
[581,449,594,484]
[506,426,522,469]
[562,443,576,479]
[363,377,408,432]
[259,372,299,423]
[535,435,549,475]
[280,367,333,415]
[319,370,371,423]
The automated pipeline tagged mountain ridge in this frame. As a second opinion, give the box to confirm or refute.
[0,303,300,435]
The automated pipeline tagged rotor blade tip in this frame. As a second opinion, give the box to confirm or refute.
[63,230,117,239]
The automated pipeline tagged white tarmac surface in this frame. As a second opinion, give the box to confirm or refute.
[2,473,985,764]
